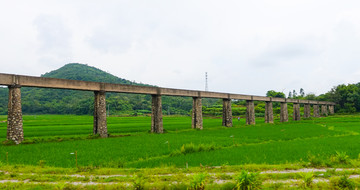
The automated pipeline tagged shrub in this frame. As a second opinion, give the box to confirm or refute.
[190,173,207,190]
[330,151,349,164]
[299,172,314,188]
[330,175,355,190]
[307,153,324,167]
[234,170,262,190]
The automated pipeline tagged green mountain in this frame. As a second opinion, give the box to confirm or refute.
[0,63,196,115]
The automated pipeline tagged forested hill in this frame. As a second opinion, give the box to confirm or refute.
[41,63,137,85]
[0,63,198,115]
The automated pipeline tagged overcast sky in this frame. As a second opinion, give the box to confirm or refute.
[1,1,360,96]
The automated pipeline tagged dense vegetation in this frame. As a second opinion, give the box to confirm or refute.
[0,63,359,117]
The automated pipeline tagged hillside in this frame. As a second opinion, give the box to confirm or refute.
[0,63,197,115]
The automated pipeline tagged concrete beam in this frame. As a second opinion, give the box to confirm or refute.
[246,100,256,125]
[7,85,24,144]
[0,73,335,105]
[280,102,288,122]
[293,103,301,121]
[151,95,163,133]
[304,104,311,118]
[265,101,274,123]
[222,99,233,127]
[93,91,108,138]
[192,97,203,130]
[313,104,320,117]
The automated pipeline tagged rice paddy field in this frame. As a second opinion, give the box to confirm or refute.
[0,114,360,189]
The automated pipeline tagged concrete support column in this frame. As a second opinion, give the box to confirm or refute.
[329,105,335,115]
[151,95,164,133]
[264,101,273,123]
[222,99,233,127]
[192,97,203,130]
[93,91,108,138]
[304,104,311,118]
[280,102,288,122]
[313,104,320,117]
[7,85,24,144]
[293,103,301,121]
[321,105,328,116]
[246,100,256,125]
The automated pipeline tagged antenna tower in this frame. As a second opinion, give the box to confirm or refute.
[205,72,208,91]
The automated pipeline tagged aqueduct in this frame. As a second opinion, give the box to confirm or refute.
[0,73,336,144]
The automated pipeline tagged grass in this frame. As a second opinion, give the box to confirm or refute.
[1,114,360,189]
[0,114,359,168]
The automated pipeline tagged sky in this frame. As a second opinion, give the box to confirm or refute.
[1,0,360,96]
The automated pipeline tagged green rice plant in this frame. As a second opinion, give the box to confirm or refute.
[299,172,314,188]
[234,170,262,190]
[330,175,355,190]
[133,174,146,190]
[330,151,349,164]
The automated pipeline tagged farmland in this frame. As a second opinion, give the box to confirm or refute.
[1,114,360,189]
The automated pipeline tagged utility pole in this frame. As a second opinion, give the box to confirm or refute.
[205,72,208,91]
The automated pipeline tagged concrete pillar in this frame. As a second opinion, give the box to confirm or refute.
[313,104,320,117]
[293,103,301,121]
[265,101,273,123]
[192,97,203,130]
[222,99,232,127]
[151,95,164,133]
[329,105,335,115]
[304,104,311,118]
[246,100,256,125]
[280,102,288,122]
[93,91,108,138]
[7,85,24,144]
[321,105,328,116]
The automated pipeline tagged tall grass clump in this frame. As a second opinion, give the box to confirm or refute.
[170,143,217,156]
[299,172,314,188]
[330,175,355,190]
[190,173,207,190]
[330,151,350,164]
[234,170,262,190]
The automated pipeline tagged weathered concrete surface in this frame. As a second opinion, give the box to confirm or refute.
[192,97,203,130]
[280,102,288,122]
[0,73,336,105]
[7,86,24,144]
[313,104,320,117]
[151,95,164,133]
[265,101,274,123]
[304,104,311,118]
[222,99,233,127]
[329,105,335,115]
[321,105,328,116]
[93,91,108,138]
[293,103,301,121]
[246,100,256,125]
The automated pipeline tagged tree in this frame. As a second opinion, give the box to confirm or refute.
[300,88,305,97]
[266,90,285,98]
[288,91,292,98]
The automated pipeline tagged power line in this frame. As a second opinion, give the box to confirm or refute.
[205,72,208,91]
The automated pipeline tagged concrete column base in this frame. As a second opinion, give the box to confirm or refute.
[94,91,108,138]
[222,99,233,127]
[293,103,301,121]
[265,101,274,123]
[304,104,311,118]
[151,95,164,133]
[192,97,203,130]
[246,100,255,125]
[321,105,328,116]
[329,105,335,115]
[7,86,24,144]
[280,102,288,122]
[313,105,320,117]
